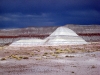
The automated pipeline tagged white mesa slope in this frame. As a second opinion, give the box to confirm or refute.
[10,26,87,47]
[10,38,45,47]
[44,26,87,45]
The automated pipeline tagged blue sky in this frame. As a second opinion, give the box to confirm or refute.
[0,0,100,28]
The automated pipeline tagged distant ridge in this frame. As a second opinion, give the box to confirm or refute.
[0,25,100,46]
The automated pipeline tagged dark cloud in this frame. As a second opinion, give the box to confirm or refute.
[0,0,100,14]
[0,0,100,28]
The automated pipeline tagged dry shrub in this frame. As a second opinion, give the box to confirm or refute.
[9,55,29,60]
[54,49,66,54]
[1,57,6,60]
[43,52,48,56]
[65,55,74,57]
[23,57,29,59]
[71,71,74,73]
[91,65,96,68]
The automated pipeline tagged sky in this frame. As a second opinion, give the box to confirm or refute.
[0,0,100,29]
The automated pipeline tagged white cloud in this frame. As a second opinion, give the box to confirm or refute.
[0,13,55,26]
[0,16,12,21]
[0,14,19,21]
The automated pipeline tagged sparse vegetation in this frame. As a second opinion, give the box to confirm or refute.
[72,66,77,67]
[51,53,56,56]
[91,65,96,68]
[19,56,23,59]
[54,49,65,54]
[29,53,34,56]
[71,71,74,73]
[8,55,29,60]
[65,55,74,57]
[43,52,48,56]
[23,57,29,59]
[44,52,48,55]
[36,58,41,60]
[1,57,6,60]
[64,49,76,53]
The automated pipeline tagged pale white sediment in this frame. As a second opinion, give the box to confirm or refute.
[9,26,87,47]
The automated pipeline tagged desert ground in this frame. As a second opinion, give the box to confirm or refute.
[0,42,100,75]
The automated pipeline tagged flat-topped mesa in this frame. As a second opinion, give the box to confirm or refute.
[50,26,78,37]
[44,26,87,45]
